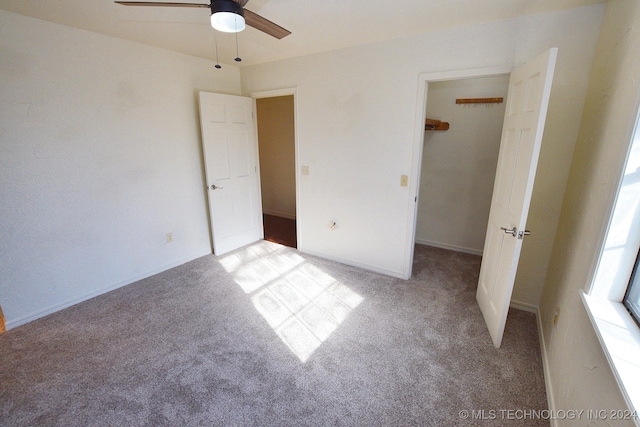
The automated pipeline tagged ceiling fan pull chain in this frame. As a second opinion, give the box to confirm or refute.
[234,15,242,62]
[214,29,222,69]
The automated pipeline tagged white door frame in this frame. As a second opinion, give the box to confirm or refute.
[250,88,300,248]
[403,67,512,279]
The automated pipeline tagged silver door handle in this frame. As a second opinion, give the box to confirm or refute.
[500,226,517,237]
[210,184,223,190]
[518,230,531,239]
[500,227,532,239]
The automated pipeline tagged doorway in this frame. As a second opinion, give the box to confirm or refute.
[403,66,511,278]
[415,75,509,256]
[408,50,557,347]
[255,94,297,248]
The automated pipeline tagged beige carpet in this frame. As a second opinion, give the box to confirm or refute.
[0,242,548,426]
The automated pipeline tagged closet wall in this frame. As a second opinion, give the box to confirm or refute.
[415,76,509,254]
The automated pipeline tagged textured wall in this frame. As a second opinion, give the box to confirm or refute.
[416,76,508,255]
[540,0,640,421]
[257,96,296,219]
[0,10,242,327]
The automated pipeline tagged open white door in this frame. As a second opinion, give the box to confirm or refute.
[477,48,557,348]
[199,92,263,256]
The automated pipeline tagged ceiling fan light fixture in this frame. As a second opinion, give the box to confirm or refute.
[210,0,246,33]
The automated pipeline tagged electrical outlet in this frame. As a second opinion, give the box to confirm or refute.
[553,306,561,326]
[301,166,310,176]
[166,232,174,243]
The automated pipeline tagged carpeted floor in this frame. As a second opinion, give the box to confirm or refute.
[0,242,548,426]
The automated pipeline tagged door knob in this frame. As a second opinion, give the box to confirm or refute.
[500,226,517,237]
[210,184,223,190]
[500,227,532,239]
[518,230,531,239]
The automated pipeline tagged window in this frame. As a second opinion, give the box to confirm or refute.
[581,109,640,417]
[625,254,640,325]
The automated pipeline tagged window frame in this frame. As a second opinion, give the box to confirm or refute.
[582,107,640,422]
[624,254,640,326]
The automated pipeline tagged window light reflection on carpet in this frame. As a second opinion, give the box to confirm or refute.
[218,241,363,362]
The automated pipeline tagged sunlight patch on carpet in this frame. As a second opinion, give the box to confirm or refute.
[218,241,363,362]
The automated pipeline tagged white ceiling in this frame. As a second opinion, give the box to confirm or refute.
[0,0,605,67]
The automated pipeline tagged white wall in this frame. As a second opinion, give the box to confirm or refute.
[0,4,607,328]
[257,96,296,219]
[0,10,241,328]
[416,76,508,255]
[540,0,640,420]
[241,5,604,294]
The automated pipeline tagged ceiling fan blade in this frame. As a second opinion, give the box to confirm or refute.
[114,2,210,8]
[114,1,291,39]
[244,9,291,39]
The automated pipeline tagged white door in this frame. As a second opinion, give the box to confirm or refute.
[198,92,263,256]
[476,48,557,348]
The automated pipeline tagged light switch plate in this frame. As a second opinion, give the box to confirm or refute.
[400,175,409,187]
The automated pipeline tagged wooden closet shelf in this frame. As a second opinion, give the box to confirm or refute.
[425,118,450,131]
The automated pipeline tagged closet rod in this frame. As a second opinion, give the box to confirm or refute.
[455,97,503,104]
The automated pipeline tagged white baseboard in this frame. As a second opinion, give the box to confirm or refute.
[509,299,538,313]
[512,302,556,423]
[535,307,558,427]
[5,248,212,330]
[414,238,483,256]
[299,247,405,279]
[263,209,296,220]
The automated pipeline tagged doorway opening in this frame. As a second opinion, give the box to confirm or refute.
[408,50,557,347]
[403,66,511,278]
[415,75,509,257]
[255,94,297,249]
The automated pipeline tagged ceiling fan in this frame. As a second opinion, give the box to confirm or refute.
[114,0,291,39]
